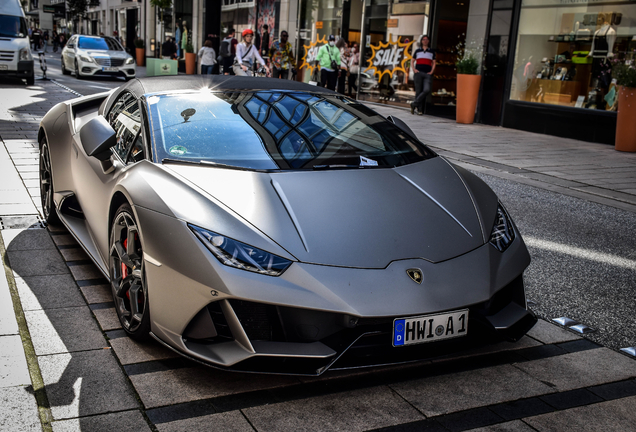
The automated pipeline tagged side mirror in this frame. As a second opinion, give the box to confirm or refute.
[80,116,116,161]
[67,43,74,48]
[387,115,418,141]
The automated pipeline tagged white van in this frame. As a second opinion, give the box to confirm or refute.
[0,0,34,85]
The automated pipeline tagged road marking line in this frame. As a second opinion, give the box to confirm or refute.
[525,236,636,270]
[88,85,112,90]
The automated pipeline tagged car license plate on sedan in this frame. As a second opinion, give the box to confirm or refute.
[393,310,468,346]
[103,67,118,71]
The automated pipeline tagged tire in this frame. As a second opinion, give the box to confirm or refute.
[39,139,60,225]
[61,57,69,75]
[75,60,83,79]
[26,75,34,86]
[109,203,151,341]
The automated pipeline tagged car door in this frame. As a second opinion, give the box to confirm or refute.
[71,91,146,270]
[63,35,77,70]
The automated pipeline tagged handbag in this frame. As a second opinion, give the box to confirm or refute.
[328,47,338,70]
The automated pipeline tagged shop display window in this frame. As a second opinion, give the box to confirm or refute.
[511,0,636,111]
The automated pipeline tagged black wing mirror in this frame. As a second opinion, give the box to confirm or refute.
[80,116,116,162]
[387,115,418,141]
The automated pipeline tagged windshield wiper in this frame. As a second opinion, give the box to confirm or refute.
[161,158,274,173]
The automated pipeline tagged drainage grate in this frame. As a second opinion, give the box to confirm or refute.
[0,215,45,230]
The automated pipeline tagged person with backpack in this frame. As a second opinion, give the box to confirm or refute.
[233,29,270,76]
[317,35,341,90]
[219,29,238,75]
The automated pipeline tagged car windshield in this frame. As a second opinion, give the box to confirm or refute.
[146,90,435,171]
[0,15,28,38]
[77,36,122,51]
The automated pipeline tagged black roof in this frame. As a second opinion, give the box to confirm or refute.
[103,75,336,115]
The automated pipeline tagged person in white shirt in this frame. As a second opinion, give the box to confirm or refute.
[233,29,270,76]
[197,39,217,74]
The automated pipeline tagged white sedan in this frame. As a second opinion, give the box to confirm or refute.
[61,35,136,80]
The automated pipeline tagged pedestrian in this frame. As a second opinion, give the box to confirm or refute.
[161,36,176,59]
[348,43,360,97]
[59,33,66,49]
[410,35,436,115]
[336,38,349,94]
[52,30,58,52]
[220,29,238,75]
[317,35,340,90]
[260,24,270,57]
[32,28,41,51]
[198,39,217,75]
[42,30,49,53]
[269,30,296,79]
[233,29,269,76]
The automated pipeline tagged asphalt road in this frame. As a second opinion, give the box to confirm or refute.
[18,56,636,353]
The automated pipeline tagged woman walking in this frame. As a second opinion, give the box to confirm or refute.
[197,39,217,74]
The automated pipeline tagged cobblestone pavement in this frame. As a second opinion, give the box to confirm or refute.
[1,81,636,432]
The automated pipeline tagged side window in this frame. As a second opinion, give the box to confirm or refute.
[109,93,143,164]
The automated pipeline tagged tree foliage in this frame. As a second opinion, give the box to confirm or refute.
[67,0,88,18]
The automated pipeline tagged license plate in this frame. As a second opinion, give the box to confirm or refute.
[102,67,118,71]
[0,65,8,70]
[393,309,468,347]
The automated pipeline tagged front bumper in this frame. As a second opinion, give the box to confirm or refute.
[78,60,135,78]
[135,205,535,376]
[0,60,34,78]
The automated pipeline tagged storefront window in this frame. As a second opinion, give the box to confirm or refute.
[511,0,636,111]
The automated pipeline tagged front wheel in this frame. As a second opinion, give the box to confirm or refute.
[75,60,83,79]
[61,57,70,75]
[109,204,151,341]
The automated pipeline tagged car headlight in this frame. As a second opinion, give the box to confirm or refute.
[189,225,292,276]
[19,47,32,61]
[489,203,515,252]
[79,55,94,63]
[125,57,135,65]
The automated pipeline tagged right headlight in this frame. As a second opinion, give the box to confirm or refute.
[189,224,293,276]
[489,203,515,252]
[19,47,32,61]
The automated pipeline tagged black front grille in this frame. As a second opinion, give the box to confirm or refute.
[230,300,285,342]
[208,301,233,340]
[94,57,125,67]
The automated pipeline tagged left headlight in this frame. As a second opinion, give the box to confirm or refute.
[189,224,293,276]
[79,55,94,63]
[125,57,135,64]
[489,203,515,252]
[19,47,32,61]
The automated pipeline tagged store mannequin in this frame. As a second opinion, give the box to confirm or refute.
[589,18,616,57]
[181,21,188,58]
[175,23,181,58]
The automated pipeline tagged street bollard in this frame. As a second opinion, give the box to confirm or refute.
[38,52,48,80]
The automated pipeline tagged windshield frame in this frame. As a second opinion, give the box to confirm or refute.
[144,89,436,172]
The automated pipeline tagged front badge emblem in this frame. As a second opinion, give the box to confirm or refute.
[407,268,423,284]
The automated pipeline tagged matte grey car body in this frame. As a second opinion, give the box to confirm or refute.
[38,76,536,375]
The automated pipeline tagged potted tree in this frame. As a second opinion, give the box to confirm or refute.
[185,43,196,74]
[134,38,145,66]
[455,51,481,124]
[612,60,636,152]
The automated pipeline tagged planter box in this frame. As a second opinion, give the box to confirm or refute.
[146,58,178,76]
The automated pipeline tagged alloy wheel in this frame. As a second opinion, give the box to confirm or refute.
[110,205,150,339]
[39,142,59,224]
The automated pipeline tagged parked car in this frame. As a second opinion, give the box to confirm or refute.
[0,0,34,85]
[61,35,135,80]
[38,76,536,375]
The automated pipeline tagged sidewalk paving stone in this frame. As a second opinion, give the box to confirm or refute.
[244,385,424,432]
[155,410,254,432]
[79,283,111,304]
[0,269,19,336]
[465,420,536,432]
[38,349,139,420]
[514,348,636,392]
[92,307,122,331]
[525,319,581,345]
[7,248,69,277]
[390,364,556,417]
[0,335,31,388]
[68,263,104,281]
[58,247,89,262]
[0,386,41,431]
[25,306,107,355]
[109,337,180,365]
[51,410,152,432]
[2,228,55,251]
[15,275,85,311]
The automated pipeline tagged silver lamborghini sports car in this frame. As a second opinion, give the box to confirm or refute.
[39,76,536,375]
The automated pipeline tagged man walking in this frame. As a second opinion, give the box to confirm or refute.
[269,31,296,79]
[220,29,238,75]
[410,35,436,115]
[317,35,340,91]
